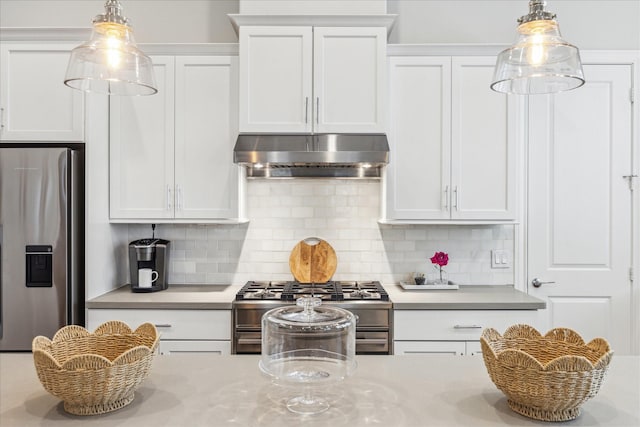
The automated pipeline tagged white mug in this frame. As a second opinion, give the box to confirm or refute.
[138,268,159,288]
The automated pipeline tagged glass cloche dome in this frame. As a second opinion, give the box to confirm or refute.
[259,296,357,414]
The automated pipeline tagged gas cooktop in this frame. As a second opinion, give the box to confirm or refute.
[235,280,389,301]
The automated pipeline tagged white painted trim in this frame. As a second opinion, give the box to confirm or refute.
[387,44,507,57]
[0,27,89,41]
[630,50,640,355]
[378,219,519,226]
[227,14,398,36]
[139,43,239,56]
[108,219,250,225]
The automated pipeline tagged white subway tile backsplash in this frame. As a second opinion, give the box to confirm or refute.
[127,180,515,286]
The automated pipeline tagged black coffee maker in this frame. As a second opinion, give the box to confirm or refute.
[129,238,170,292]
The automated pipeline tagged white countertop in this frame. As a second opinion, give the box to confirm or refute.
[1,353,637,426]
[385,284,545,310]
[87,284,545,311]
[86,284,242,309]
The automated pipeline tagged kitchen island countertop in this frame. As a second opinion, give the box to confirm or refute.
[1,353,637,426]
[385,284,546,310]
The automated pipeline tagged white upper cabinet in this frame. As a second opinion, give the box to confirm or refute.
[239,26,386,134]
[110,55,241,222]
[0,42,84,141]
[174,56,239,220]
[110,56,175,220]
[313,27,387,133]
[384,55,518,222]
[450,57,517,220]
[239,27,312,133]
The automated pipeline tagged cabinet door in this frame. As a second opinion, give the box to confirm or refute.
[394,341,465,356]
[0,43,84,141]
[110,56,175,219]
[386,56,451,220]
[313,27,386,133]
[450,57,517,220]
[239,26,312,133]
[174,56,239,219]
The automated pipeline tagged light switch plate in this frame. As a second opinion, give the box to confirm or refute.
[491,249,511,269]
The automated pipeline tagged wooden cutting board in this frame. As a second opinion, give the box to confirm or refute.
[289,238,337,283]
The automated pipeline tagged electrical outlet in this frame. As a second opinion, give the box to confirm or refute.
[491,249,511,269]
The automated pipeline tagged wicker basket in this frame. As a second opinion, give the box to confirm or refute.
[32,320,159,416]
[480,324,613,422]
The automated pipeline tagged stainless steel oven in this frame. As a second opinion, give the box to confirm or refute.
[232,281,393,355]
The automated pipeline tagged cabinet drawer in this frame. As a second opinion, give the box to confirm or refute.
[394,310,540,341]
[87,309,231,340]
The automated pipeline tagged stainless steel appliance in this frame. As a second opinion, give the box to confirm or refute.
[128,239,170,292]
[233,134,389,178]
[0,146,84,351]
[233,281,392,355]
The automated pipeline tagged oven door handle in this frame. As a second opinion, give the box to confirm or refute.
[357,338,390,345]
[237,338,262,345]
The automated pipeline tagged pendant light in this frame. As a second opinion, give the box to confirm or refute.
[64,0,157,96]
[491,0,584,95]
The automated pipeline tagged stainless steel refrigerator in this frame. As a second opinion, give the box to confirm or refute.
[0,146,84,351]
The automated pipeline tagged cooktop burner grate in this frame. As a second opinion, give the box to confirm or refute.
[235,280,389,301]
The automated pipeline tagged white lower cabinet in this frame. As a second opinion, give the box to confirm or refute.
[393,309,541,356]
[87,309,231,355]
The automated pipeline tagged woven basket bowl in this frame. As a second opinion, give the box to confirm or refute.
[480,324,613,422]
[32,320,159,416]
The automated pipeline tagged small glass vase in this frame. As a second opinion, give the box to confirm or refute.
[432,269,448,286]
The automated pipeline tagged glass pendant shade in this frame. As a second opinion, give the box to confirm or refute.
[491,2,584,95]
[64,1,157,96]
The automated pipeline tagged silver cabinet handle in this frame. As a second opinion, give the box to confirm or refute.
[154,324,172,328]
[453,186,459,210]
[316,97,319,125]
[167,185,172,210]
[453,324,482,329]
[0,107,4,130]
[531,278,556,288]
[444,186,449,210]
[304,97,309,124]
[176,185,182,210]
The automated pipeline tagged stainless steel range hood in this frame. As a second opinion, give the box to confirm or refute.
[233,134,390,178]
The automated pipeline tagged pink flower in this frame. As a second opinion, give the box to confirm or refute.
[430,252,449,267]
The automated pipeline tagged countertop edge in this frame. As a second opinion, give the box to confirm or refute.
[86,301,233,310]
[392,302,545,310]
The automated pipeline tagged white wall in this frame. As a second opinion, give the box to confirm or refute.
[128,180,515,287]
[387,1,640,49]
[1,1,638,48]
[0,1,239,43]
